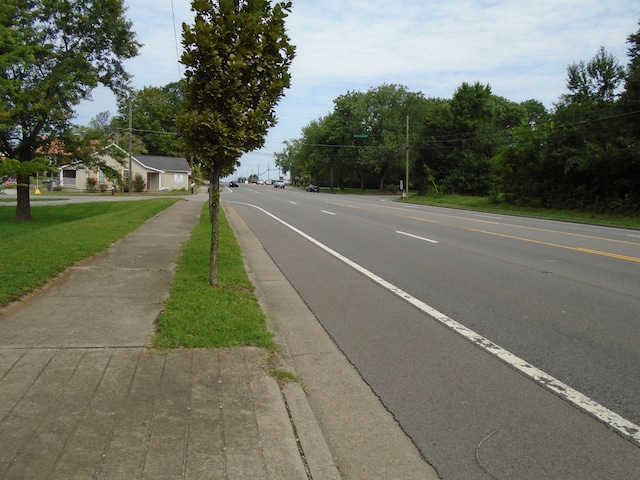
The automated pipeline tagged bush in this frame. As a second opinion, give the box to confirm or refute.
[86,177,97,192]
[133,173,146,192]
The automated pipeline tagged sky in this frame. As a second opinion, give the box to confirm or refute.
[74,0,640,180]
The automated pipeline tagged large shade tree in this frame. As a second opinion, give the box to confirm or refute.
[112,81,186,157]
[177,0,295,286]
[0,0,140,220]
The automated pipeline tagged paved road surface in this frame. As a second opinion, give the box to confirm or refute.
[223,184,640,479]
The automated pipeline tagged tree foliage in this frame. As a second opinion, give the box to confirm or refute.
[112,81,186,157]
[0,0,139,220]
[177,0,295,285]
[560,46,625,105]
[498,44,638,211]
[281,84,429,192]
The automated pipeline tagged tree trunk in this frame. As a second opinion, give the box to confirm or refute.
[208,165,221,286]
[378,172,386,192]
[378,162,388,192]
[14,175,32,221]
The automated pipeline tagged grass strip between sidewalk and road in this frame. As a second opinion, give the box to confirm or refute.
[152,204,275,350]
[0,199,180,306]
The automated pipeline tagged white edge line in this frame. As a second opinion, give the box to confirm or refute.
[396,231,439,244]
[231,201,640,447]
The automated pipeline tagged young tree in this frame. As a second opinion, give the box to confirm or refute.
[0,0,140,220]
[177,0,295,286]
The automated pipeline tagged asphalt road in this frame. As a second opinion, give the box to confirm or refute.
[223,184,640,479]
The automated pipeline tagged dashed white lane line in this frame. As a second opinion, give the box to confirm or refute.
[396,231,439,244]
[231,201,640,447]
[321,210,336,216]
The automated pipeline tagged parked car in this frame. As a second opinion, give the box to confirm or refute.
[229,181,239,187]
[274,179,285,189]
[306,184,319,192]
[2,177,17,188]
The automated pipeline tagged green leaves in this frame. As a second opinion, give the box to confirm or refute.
[0,157,53,178]
[178,0,295,176]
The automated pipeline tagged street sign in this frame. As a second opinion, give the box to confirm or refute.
[352,134,368,138]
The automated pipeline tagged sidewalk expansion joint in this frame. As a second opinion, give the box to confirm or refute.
[70,266,172,272]
[278,385,313,480]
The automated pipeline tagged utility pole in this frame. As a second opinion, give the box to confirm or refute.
[128,96,133,194]
[405,115,409,201]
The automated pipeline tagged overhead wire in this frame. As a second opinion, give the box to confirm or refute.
[170,0,182,78]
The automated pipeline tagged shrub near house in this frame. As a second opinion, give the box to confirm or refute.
[133,173,146,192]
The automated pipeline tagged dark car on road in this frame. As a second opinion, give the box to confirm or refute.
[229,181,239,187]
[306,184,319,192]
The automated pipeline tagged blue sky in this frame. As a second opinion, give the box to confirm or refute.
[75,0,640,180]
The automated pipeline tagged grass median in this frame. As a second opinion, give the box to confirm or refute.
[0,199,179,306]
[152,204,275,350]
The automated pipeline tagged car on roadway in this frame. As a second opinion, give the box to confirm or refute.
[229,181,239,187]
[306,184,319,192]
[274,179,285,189]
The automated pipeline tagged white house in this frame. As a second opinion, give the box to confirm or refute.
[58,144,191,192]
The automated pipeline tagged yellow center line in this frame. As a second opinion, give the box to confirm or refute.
[409,216,439,224]
[455,224,640,263]
[326,201,362,210]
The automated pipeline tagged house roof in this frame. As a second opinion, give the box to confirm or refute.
[133,155,190,173]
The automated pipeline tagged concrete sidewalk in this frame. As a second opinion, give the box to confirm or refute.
[0,197,337,479]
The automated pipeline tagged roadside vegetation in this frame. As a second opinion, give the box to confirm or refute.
[405,193,640,229]
[0,199,179,306]
[153,204,274,350]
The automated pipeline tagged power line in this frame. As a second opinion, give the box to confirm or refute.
[171,0,182,78]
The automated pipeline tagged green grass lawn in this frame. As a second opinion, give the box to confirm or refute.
[152,205,275,350]
[0,199,179,305]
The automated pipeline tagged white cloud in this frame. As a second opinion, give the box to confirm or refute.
[74,0,640,178]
